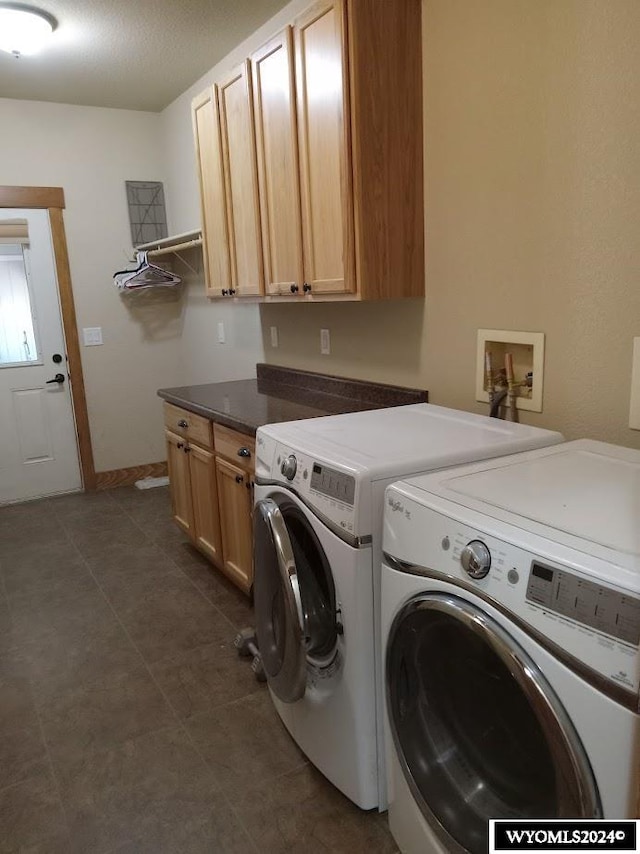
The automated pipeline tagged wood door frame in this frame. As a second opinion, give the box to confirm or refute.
[0,185,97,491]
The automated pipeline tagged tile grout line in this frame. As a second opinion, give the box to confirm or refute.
[29,684,73,843]
[56,491,262,853]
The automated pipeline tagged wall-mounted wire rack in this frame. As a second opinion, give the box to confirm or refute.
[135,229,202,274]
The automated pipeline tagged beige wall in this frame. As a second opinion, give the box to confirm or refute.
[6,0,636,477]
[0,98,184,471]
[258,0,640,449]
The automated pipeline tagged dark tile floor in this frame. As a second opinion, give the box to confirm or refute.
[0,486,396,853]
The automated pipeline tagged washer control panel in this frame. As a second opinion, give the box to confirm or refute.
[526,562,640,647]
[382,485,640,693]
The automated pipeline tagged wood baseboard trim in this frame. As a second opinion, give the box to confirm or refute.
[96,462,168,490]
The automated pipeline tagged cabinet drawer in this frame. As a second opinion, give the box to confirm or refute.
[164,403,213,449]
[213,423,255,469]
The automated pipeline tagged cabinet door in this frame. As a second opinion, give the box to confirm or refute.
[295,0,354,295]
[218,61,264,297]
[252,29,304,297]
[215,456,254,594]
[192,87,232,297]
[166,431,194,537]
[188,443,223,565]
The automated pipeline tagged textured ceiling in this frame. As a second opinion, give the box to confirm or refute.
[0,0,288,111]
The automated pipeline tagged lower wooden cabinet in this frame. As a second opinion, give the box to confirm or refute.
[166,430,194,537]
[164,404,254,595]
[215,456,254,594]
[189,443,223,564]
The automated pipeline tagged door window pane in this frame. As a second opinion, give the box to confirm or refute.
[0,243,38,367]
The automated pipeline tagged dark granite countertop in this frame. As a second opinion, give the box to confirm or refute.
[158,364,428,436]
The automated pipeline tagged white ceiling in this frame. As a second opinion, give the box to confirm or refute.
[0,0,288,112]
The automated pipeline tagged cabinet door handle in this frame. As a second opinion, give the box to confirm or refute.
[177,442,184,449]
[177,419,188,428]
[184,446,191,454]
[237,447,251,458]
[290,284,299,293]
[303,283,311,293]
[235,474,244,484]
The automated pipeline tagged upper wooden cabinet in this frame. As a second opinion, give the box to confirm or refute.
[192,0,423,302]
[294,0,354,296]
[218,61,264,297]
[192,88,231,298]
[252,29,305,297]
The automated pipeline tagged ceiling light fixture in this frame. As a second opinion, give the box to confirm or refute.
[0,4,57,58]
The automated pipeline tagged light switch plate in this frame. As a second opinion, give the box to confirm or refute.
[320,328,330,356]
[629,338,640,429]
[270,326,279,348]
[83,327,103,346]
[217,322,225,344]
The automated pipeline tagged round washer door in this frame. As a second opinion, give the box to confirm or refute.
[386,593,601,854]
[254,497,338,703]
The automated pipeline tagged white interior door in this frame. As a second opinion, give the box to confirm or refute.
[0,209,81,504]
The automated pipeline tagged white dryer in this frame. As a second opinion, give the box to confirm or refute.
[382,439,640,854]
[252,404,563,810]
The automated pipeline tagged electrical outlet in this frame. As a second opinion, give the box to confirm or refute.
[82,327,103,346]
[217,322,225,344]
[320,328,331,356]
[270,326,279,348]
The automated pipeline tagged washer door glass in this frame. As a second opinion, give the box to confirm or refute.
[387,593,601,854]
[254,497,338,703]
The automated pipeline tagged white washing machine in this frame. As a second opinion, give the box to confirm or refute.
[252,404,563,810]
[382,439,640,854]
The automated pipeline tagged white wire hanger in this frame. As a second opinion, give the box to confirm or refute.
[113,250,181,291]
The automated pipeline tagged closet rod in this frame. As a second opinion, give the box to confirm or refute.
[146,238,202,257]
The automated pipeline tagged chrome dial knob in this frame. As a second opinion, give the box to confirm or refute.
[460,540,491,579]
[280,454,297,481]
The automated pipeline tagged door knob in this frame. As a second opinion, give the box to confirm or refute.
[46,373,65,385]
